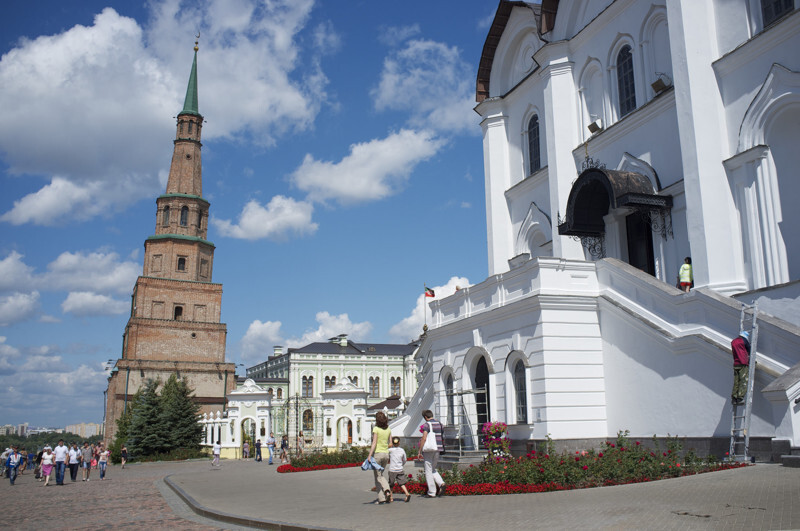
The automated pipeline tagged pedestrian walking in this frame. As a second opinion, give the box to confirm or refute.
[254,439,262,462]
[53,439,68,485]
[80,442,93,481]
[243,440,250,459]
[677,257,693,292]
[297,432,305,457]
[267,433,276,464]
[212,440,221,467]
[5,446,21,485]
[98,446,110,480]
[17,448,27,476]
[417,409,445,498]
[68,443,80,482]
[279,435,289,464]
[120,445,128,469]
[41,446,55,486]
[388,437,412,503]
[367,411,392,504]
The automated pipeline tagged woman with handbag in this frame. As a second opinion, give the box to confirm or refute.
[417,409,445,498]
[366,411,392,504]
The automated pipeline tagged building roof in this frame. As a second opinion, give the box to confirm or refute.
[367,394,404,411]
[181,46,201,117]
[289,340,417,356]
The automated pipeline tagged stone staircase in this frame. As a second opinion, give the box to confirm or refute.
[781,447,800,467]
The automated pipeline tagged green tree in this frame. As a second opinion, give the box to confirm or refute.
[159,374,203,449]
[110,388,141,462]
[127,379,169,456]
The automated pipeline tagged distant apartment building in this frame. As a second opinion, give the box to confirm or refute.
[65,423,103,438]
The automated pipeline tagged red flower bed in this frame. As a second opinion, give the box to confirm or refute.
[277,462,361,473]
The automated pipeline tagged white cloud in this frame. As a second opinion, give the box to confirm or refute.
[377,24,421,46]
[212,196,318,241]
[0,337,21,375]
[461,201,472,209]
[0,291,40,326]
[313,20,342,55]
[61,292,128,316]
[240,319,283,363]
[372,39,478,134]
[389,277,470,342]
[0,0,327,225]
[286,311,372,348]
[43,250,139,295]
[0,251,35,292]
[290,129,445,204]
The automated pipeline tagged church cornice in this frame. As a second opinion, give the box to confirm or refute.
[146,233,215,247]
[158,193,210,205]
[173,138,202,147]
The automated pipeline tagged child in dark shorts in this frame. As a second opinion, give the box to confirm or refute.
[387,437,411,502]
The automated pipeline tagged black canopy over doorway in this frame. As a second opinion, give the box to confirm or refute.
[557,167,672,271]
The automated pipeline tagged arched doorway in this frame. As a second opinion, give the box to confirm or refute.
[347,420,353,444]
[241,418,256,456]
[475,356,490,427]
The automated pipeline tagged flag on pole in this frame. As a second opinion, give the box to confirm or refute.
[425,287,435,298]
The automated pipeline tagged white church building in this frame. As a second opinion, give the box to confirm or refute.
[392,0,800,460]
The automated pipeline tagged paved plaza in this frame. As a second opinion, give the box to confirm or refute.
[2,459,799,530]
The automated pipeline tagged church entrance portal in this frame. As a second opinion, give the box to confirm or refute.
[626,213,655,275]
[475,356,490,427]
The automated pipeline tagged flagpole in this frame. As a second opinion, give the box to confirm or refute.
[423,283,427,329]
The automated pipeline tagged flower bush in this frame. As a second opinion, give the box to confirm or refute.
[281,446,369,470]
[277,462,361,473]
[390,431,747,496]
[482,421,511,457]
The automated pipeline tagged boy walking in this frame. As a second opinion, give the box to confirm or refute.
[388,437,411,502]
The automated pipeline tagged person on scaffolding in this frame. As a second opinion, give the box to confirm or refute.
[731,330,751,405]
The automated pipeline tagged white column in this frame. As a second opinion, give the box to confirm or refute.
[666,0,745,293]
[539,43,584,259]
[478,100,514,276]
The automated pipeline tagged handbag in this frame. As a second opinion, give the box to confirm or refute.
[422,422,438,452]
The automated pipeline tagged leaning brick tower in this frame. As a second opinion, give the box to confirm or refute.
[104,41,235,443]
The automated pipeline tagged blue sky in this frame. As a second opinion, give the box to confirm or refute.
[0,0,499,427]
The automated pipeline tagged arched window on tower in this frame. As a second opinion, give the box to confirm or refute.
[528,115,541,175]
[446,374,455,425]
[277,388,283,399]
[177,257,186,271]
[173,305,183,320]
[197,211,203,229]
[162,206,170,226]
[617,45,637,117]
[514,360,528,424]
[180,206,189,227]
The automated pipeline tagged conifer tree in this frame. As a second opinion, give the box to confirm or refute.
[110,388,141,460]
[159,373,204,449]
[127,379,169,456]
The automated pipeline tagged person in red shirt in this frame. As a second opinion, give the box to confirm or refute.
[731,331,751,405]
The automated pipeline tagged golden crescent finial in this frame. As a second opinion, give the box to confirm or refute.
[194,31,200,52]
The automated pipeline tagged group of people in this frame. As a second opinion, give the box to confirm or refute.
[3,439,122,486]
[213,431,297,467]
[366,409,445,504]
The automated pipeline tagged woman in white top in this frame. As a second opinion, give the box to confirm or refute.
[40,447,55,486]
[98,447,110,480]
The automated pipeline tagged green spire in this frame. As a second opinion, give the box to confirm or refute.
[181,44,200,116]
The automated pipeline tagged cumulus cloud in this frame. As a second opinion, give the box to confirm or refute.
[212,196,318,241]
[61,292,128,316]
[0,291,40,327]
[389,276,470,342]
[286,311,372,348]
[0,0,327,226]
[0,337,21,375]
[42,250,139,295]
[290,129,445,204]
[371,39,478,134]
[240,319,284,363]
[0,251,35,292]
[313,20,342,55]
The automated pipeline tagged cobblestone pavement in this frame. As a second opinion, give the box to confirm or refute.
[3,459,799,530]
[0,461,226,530]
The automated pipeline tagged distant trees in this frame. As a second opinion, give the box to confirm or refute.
[113,374,204,460]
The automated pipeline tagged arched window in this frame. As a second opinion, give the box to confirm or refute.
[162,206,170,226]
[302,376,313,397]
[180,206,189,226]
[177,257,186,271]
[173,305,183,320]
[277,388,283,399]
[514,360,528,424]
[302,409,313,431]
[197,211,202,229]
[369,377,380,398]
[267,388,273,397]
[325,376,336,390]
[617,45,637,117]
[351,376,358,386]
[528,115,541,175]
[390,377,401,396]
[446,374,454,425]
